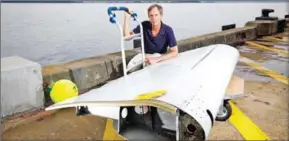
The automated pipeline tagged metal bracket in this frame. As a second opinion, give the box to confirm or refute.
[118,106,162,134]
[116,106,205,141]
[76,106,90,116]
[177,110,205,141]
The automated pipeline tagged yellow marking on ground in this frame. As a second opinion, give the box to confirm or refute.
[102,119,126,140]
[246,41,289,57]
[229,101,271,140]
[271,33,287,38]
[239,56,289,85]
[263,36,284,42]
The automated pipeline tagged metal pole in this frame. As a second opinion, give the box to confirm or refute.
[115,21,127,77]
[136,18,146,68]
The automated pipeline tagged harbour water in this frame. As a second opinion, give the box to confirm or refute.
[1,2,288,66]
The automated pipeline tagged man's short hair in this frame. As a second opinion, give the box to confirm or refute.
[147,4,163,15]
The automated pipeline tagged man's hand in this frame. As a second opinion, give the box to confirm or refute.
[124,9,133,19]
[146,57,160,65]
[145,47,178,65]
[155,46,178,63]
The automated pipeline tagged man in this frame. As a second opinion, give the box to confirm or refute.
[123,4,178,131]
[123,4,178,65]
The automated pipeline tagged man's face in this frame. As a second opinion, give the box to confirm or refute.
[148,7,162,26]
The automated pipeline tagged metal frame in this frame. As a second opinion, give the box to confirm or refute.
[108,7,145,77]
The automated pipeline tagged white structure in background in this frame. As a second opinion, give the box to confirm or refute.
[1,56,44,117]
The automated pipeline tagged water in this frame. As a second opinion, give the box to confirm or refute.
[1,2,288,66]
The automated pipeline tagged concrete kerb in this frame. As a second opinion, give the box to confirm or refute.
[61,57,108,92]
[177,26,257,53]
[245,20,278,36]
[102,49,140,79]
[42,65,72,83]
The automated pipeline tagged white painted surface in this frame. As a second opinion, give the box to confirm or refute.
[88,106,120,119]
[46,44,239,139]
[1,56,44,117]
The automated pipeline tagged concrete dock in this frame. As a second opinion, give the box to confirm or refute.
[1,13,288,140]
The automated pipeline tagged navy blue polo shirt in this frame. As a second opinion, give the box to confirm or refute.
[133,21,177,54]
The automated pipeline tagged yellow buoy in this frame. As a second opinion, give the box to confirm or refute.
[50,79,78,103]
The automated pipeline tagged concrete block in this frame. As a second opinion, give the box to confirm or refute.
[203,33,226,45]
[223,31,237,45]
[61,57,108,92]
[207,32,226,44]
[177,39,194,53]
[1,56,44,117]
[177,26,257,52]
[190,40,202,49]
[103,50,139,79]
[220,27,257,45]
[245,20,277,36]
[189,35,221,48]
[198,36,213,47]
[244,27,257,40]
[108,50,139,63]
[42,65,71,84]
[103,54,123,80]
[178,36,206,51]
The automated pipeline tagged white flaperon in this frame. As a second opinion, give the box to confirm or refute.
[46,44,240,139]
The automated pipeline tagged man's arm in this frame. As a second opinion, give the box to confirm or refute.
[123,10,140,41]
[146,46,178,64]
[160,27,178,61]
[158,46,178,61]
[146,27,178,64]
[123,12,131,37]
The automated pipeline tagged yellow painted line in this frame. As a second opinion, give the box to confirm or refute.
[103,119,126,140]
[229,101,271,140]
[270,33,285,38]
[263,36,284,42]
[239,56,289,85]
[246,41,289,57]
